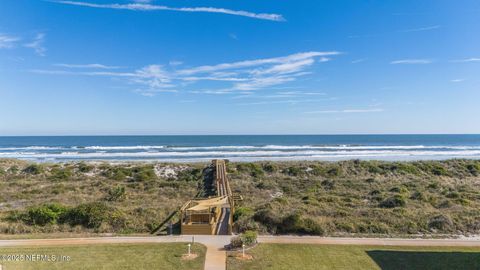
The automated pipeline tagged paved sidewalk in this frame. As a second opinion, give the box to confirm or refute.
[0,235,231,270]
[2,235,480,269]
[258,235,480,247]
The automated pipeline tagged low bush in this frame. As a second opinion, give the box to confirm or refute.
[233,207,254,221]
[241,230,257,246]
[379,195,406,208]
[283,166,304,176]
[23,164,43,175]
[237,163,264,177]
[262,163,278,173]
[48,167,73,181]
[229,231,258,248]
[428,215,454,231]
[77,162,93,173]
[230,236,243,248]
[466,163,480,176]
[254,209,325,235]
[431,165,450,176]
[131,166,156,182]
[23,204,68,226]
[63,202,112,229]
[176,168,202,182]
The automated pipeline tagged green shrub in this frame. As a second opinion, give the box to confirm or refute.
[177,168,201,182]
[258,212,326,235]
[283,166,303,176]
[234,207,254,221]
[229,231,257,248]
[280,213,303,233]
[428,215,453,231]
[253,208,282,233]
[366,164,382,174]
[466,164,480,176]
[234,217,259,233]
[240,230,257,246]
[77,162,93,173]
[132,166,156,182]
[379,195,406,208]
[431,165,450,176]
[396,163,420,175]
[49,167,73,181]
[237,163,264,177]
[23,203,68,226]
[262,163,278,173]
[63,202,112,228]
[301,218,325,235]
[23,164,43,175]
[230,236,243,248]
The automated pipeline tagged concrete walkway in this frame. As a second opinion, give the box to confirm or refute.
[258,235,480,247]
[2,235,480,269]
[0,235,231,270]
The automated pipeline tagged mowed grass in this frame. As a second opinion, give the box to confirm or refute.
[227,244,480,270]
[0,243,206,270]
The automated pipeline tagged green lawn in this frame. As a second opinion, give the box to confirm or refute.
[227,244,480,270]
[0,243,206,270]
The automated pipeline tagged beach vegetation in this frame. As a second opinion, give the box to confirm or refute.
[1,159,480,236]
[105,186,127,202]
[22,164,43,175]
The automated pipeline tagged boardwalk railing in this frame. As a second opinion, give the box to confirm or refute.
[180,159,235,235]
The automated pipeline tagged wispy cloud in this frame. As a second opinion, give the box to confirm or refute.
[305,108,384,114]
[169,60,183,66]
[24,33,46,56]
[30,69,135,77]
[390,59,432,64]
[238,99,332,106]
[52,1,285,21]
[351,58,367,64]
[0,34,20,49]
[452,58,480,63]
[450,79,465,83]
[232,91,327,100]
[399,25,441,33]
[54,63,122,69]
[32,51,340,96]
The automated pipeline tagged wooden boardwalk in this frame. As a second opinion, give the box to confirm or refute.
[180,160,235,235]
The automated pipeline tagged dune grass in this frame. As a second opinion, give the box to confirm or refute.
[227,244,480,270]
[0,243,206,270]
[1,159,480,237]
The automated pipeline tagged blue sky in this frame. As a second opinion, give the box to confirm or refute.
[1,0,479,135]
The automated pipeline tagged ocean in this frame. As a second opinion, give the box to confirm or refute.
[0,135,480,163]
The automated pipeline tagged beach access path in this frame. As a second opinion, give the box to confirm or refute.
[2,235,480,270]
